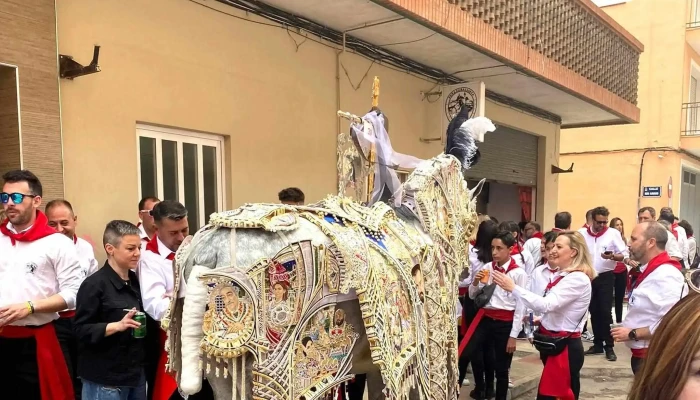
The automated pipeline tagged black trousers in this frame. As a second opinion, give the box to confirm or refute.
[55,315,82,400]
[536,338,584,400]
[631,356,644,375]
[0,333,42,400]
[590,271,615,349]
[469,317,514,400]
[613,270,628,323]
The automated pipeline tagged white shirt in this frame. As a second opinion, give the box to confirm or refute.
[578,227,629,274]
[623,261,687,350]
[139,237,179,321]
[665,231,683,260]
[468,258,528,338]
[527,264,559,315]
[461,247,487,288]
[674,225,689,264]
[512,247,536,277]
[512,270,591,333]
[523,237,542,269]
[0,223,83,326]
[75,237,99,278]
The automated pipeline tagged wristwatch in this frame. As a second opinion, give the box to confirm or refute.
[629,329,638,341]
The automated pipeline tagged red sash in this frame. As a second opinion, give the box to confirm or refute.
[631,348,648,359]
[0,324,74,400]
[537,326,581,400]
[58,310,76,319]
[153,329,179,400]
[458,259,518,356]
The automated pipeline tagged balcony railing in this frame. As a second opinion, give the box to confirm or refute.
[690,0,700,29]
[682,102,700,136]
[447,0,640,104]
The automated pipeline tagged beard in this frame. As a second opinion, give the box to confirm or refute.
[6,207,33,227]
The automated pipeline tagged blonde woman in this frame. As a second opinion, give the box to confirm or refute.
[492,231,595,400]
[628,292,700,400]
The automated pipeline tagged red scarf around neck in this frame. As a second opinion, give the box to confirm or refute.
[670,223,680,240]
[633,251,681,289]
[510,243,523,256]
[586,225,608,239]
[0,211,56,246]
[493,258,518,274]
[532,231,544,239]
[145,235,175,260]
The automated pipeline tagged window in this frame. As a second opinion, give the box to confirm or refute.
[684,170,697,185]
[137,125,225,230]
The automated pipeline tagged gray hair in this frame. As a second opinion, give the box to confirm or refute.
[642,221,669,250]
[152,200,187,224]
[103,220,140,247]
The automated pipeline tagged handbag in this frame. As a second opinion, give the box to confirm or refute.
[473,283,496,309]
[532,312,587,356]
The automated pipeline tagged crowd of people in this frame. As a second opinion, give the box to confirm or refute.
[3,166,700,400]
[457,207,699,400]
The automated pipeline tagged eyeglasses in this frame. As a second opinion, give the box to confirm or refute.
[594,220,609,225]
[139,209,153,216]
[0,192,37,204]
[686,270,700,294]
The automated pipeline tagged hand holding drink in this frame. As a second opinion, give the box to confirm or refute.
[472,269,490,286]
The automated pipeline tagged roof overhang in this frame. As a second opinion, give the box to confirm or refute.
[221,0,642,127]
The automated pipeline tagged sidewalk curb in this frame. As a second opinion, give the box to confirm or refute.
[510,372,540,399]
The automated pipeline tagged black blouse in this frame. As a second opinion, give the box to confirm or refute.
[73,262,146,387]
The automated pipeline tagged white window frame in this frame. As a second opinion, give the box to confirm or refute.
[136,124,226,226]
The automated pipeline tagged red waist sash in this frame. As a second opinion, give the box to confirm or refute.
[153,329,179,400]
[483,308,515,321]
[631,348,648,359]
[0,324,74,400]
[537,326,581,400]
[58,310,76,319]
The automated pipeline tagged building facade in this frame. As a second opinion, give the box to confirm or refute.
[560,0,700,231]
[2,0,641,257]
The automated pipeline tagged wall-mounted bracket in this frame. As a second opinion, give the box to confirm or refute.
[59,45,101,80]
[551,163,574,174]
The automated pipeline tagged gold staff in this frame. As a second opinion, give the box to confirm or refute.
[366,77,380,203]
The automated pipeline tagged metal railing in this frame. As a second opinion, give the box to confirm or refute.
[690,0,700,28]
[446,0,641,104]
[681,102,700,136]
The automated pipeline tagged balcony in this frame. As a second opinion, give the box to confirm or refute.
[690,0,700,29]
[229,0,642,127]
[680,102,700,157]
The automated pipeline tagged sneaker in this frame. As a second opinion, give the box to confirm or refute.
[584,345,604,355]
[508,378,514,388]
[605,348,617,362]
[462,378,471,386]
[581,331,595,342]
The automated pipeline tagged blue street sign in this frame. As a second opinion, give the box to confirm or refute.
[642,186,662,197]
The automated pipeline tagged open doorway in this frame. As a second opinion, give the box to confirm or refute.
[0,63,21,175]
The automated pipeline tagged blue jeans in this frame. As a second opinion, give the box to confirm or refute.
[81,372,147,400]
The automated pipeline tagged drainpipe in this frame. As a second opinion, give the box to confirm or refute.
[637,149,652,213]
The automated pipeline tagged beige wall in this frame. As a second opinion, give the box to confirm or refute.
[559,0,692,223]
[57,0,560,257]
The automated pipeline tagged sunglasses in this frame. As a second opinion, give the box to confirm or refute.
[686,270,700,294]
[0,192,37,204]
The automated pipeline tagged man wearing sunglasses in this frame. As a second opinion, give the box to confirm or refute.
[579,206,628,362]
[137,196,160,245]
[611,221,688,374]
[0,169,83,400]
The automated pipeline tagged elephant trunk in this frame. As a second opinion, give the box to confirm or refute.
[179,265,209,395]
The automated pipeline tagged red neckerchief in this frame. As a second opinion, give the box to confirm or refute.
[532,232,543,239]
[493,258,518,274]
[0,211,57,246]
[545,275,566,293]
[469,240,476,246]
[73,235,78,244]
[633,251,681,289]
[586,225,608,241]
[145,235,175,260]
[552,228,565,232]
[582,223,589,229]
[670,223,680,240]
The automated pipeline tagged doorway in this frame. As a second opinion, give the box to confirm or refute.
[0,63,21,175]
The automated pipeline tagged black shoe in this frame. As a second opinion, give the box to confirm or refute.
[469,389,486,400]
[584,345,604,355]
[485,386,495,399]
[605,348,617,361]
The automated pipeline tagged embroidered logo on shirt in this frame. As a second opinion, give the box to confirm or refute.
[25,262,38,274]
